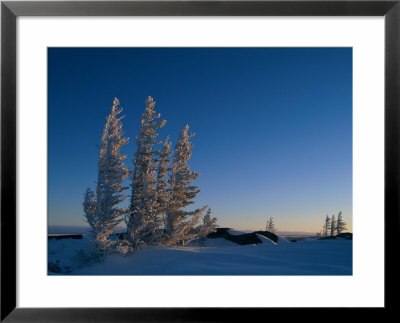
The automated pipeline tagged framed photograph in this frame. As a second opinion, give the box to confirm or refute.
[1,0,398,321]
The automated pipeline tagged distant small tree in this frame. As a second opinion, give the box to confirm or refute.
[198,208,217,240]
[330,214,337,237]
[336,211,347,234]
[266,217,276,233]
[323,215,331,237]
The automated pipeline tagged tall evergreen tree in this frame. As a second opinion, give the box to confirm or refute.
[164,125,206,245]
[324,215,331,237]
[84,98,129,255]
[126,96,167,248]
[330,214,337,237]
[336,211,347,234]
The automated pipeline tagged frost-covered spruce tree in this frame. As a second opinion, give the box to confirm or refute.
[197,208,217,240]
[330,214,337,237]
[324,215,331,237]
[164,125,207,246]
[336,211,347,234]
[266,217,276,233]
[155,137,173,229]
[126,96,167,248]
[84,98,130,256]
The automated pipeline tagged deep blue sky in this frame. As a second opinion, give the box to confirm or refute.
[48,48,352,233]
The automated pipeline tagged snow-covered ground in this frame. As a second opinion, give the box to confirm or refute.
[48,233,352,275]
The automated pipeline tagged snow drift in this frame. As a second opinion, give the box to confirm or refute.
[48,229,352,276]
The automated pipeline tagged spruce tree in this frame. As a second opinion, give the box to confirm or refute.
[330,214,337,237]
[126,96,167,248]
[164,125,206,245]
[324,215,331,237]
[198,208,217,240]
[84,98,129,255]
[266,217,276,233]
[336,211,347,234]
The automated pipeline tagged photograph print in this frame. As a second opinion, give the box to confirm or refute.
[48,48,352,275]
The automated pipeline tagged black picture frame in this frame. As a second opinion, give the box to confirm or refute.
[1,0,399,321]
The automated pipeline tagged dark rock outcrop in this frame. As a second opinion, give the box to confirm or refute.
[206,227,232,239]
[319,236,337,240]
[47,228,286,246]
[48,234,83,240]
[336,232,352,240]
[224,232,262,245]
[318,232,353,240]
[254,231,278,243]
[206,228,279,245]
